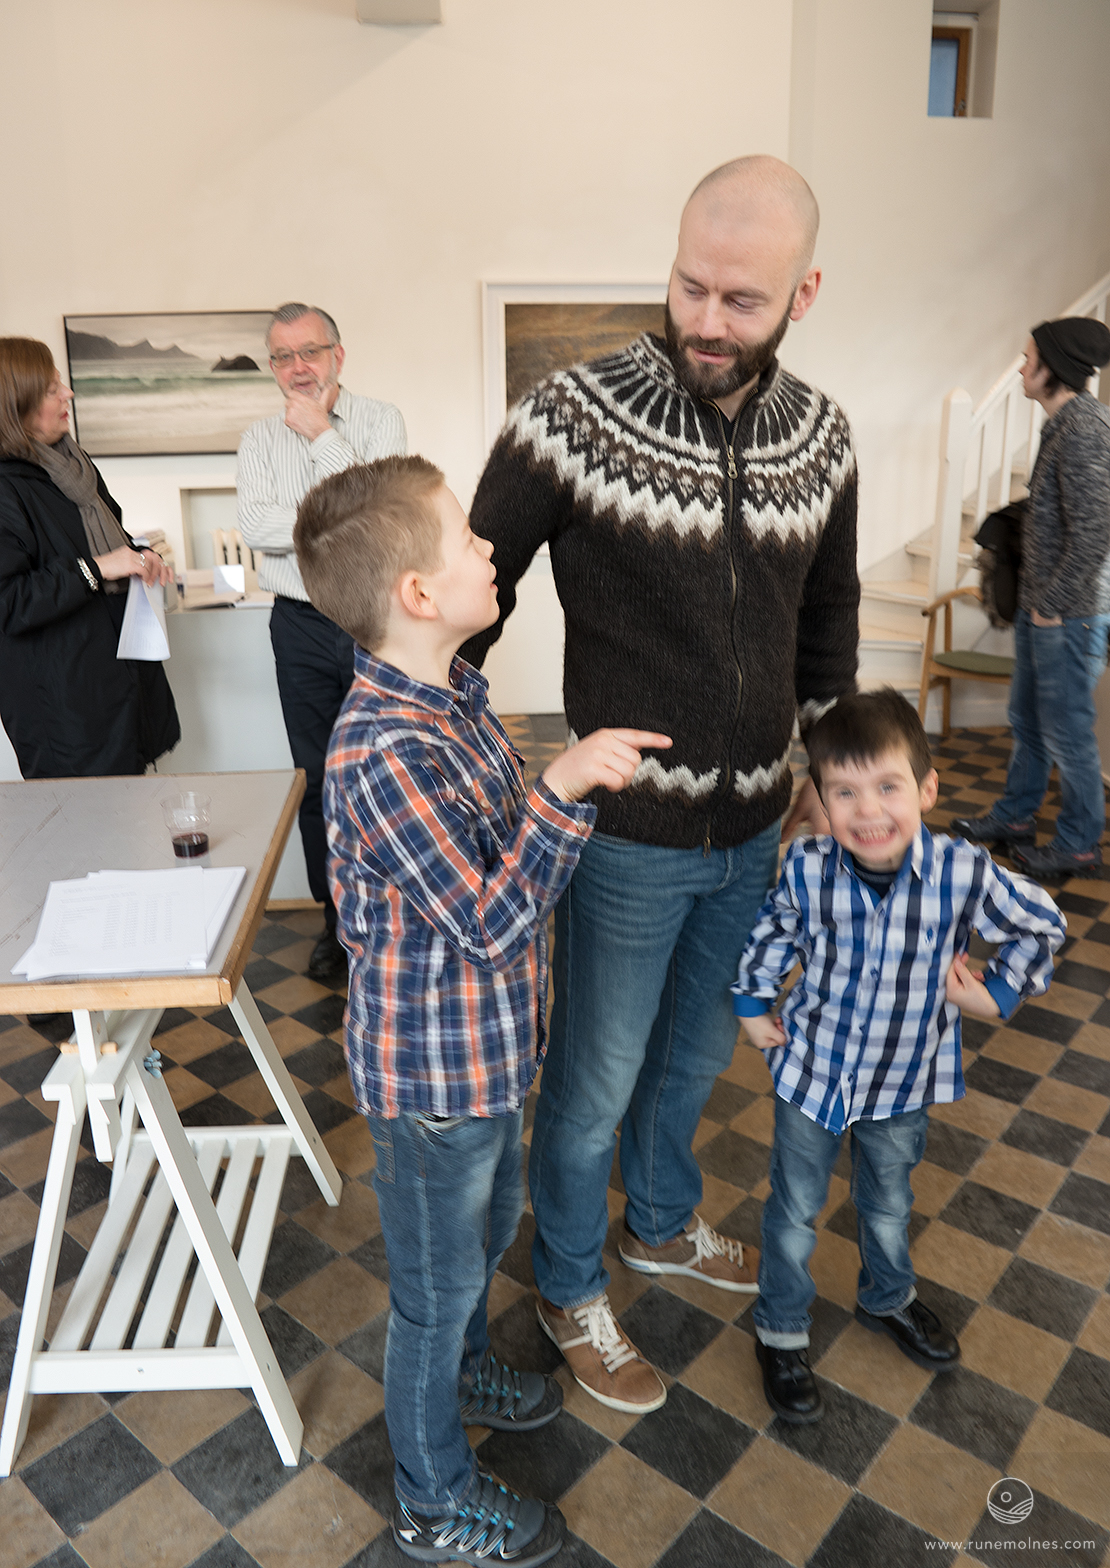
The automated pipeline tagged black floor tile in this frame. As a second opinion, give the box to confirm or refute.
[1048,1170,1110,1235]
[186,1538,264,1568]
[153,1006,203,1037]
[1053,958,1110,995]
[258,1302,327,1379]
[248,921,305,957]
[1057,890,1110,920]
[620,1381,755,1497]
[179,1092,255,1128]
[26,1015,77,1045]
[0,1310,20,1386]
[324,1410,397,1520]
[21,1413,161,1534]
[485,1294,563,1377]
[1082,920,1110,947]
[25,1151,112,1217]
[0,1096,51,1149]
[937,1181,1040,1250]
[187,1039,258,1090]
[292,994,348,1036]
[714,1195,764,1249]
[923,1117,989,1174]
[27,1547,87,1568]
[198,1006,241,1038]
[1050,1048,1110,1097]
[495,1210,536,1289]
[655,1509,792,1568]
[987,1255,1098,1340]
[173,1407,312,1528]
[477,1409,609,1500]
[300,1087,357,1136]
[0,1232,86,1311]
[909,1364,1036,1468]
[1044,1346,1110,1440]
[914,1277,979,1336]
[968,1490,1109,1568]
[0,1044,58,1095]
[617,1286,723,1378]
[960,1016,998,1051]
[693,1128,771,1190]
[1007,1006,1080,1046]
[769,1379,896,1486]
[806,1297,856,1363]
[1000,1107,1089,1166]
[259,1219,338,1297]
[348,1232,390,1284]
[279,1158,332,1217]
[701,1078,757,1123]
[242,956,296,993]
[808,1494,955,1568]
[338,1533,411,1568]
[963,1055,1039,1105]
[337,1309,389,1383]
[284,1037,348,1088]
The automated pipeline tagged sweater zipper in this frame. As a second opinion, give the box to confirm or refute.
[702,402,746,854]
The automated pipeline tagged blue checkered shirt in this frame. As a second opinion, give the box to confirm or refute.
[732,827,1065,1132]
[325,649,594,1119]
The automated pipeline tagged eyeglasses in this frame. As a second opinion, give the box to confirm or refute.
[269,344,336,368]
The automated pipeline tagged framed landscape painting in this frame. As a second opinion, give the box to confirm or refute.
[64,311,283,456]
[482,284,666,450]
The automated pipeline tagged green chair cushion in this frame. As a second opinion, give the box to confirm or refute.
[932,651,1015,677]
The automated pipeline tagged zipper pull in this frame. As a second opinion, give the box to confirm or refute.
[726,446,737,481]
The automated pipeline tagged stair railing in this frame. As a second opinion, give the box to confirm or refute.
[930,271,1110,601]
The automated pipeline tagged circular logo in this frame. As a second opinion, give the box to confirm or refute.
[987,1477,1034,1525]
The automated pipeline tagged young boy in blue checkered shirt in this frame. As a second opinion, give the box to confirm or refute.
[732,690,1065,1424]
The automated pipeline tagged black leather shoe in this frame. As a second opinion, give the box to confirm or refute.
[307,929,348,985]
[1010,842,1103,880]
[755,1338,824,1424]
[855,1299,960,1369]
[950,809,1035,848]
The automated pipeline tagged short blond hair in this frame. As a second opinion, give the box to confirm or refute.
[294,456,444,650]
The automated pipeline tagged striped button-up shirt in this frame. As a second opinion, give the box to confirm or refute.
[325,649,594,1119]
[237,387,406,601]
[732,827,1065,1132]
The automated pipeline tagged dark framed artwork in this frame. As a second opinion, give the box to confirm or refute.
[482,284,666,449]
[64,311,283,456]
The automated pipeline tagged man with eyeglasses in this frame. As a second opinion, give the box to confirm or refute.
[239,302,406,984]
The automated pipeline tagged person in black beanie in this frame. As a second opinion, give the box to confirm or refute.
[954,317,1110,877]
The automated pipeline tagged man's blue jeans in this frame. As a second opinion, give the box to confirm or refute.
[529,821,780,1309]
[995,609,1110,853]
[368,1108,523,1513]
[753,1096,928,1349]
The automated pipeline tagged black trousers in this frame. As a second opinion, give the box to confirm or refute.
[270,595,356,930]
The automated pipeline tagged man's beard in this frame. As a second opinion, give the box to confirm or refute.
[663,298,793,401]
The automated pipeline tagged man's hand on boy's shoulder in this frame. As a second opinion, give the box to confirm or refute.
[542,729,672,804]
[741,1011,788,1054]
[946,952,1002,1019]
[782,777,830,840]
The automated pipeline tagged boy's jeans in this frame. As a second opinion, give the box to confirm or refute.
[368,1107,524,1514]
[753,1096,929,1349]
[996,610,1110,852]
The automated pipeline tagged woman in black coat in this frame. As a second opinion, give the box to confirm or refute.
[0,337,180,778]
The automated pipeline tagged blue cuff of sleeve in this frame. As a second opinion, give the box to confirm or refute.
[733,996,770,1018]
[984,974,1020,1020]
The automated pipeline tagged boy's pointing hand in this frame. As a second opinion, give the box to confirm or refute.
[542,730,672,804]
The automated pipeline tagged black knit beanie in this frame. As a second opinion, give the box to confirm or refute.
[1031,317,1110,390]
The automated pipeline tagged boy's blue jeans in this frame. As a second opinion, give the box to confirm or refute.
[368,1107,524,1514]
[995,610,1110,852]
[753,1096,929,1349]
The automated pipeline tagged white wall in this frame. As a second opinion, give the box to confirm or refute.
[3,0,1110,714]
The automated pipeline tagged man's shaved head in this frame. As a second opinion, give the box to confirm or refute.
[684,155,820,279]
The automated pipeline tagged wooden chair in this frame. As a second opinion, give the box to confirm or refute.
[918,585,1014,738]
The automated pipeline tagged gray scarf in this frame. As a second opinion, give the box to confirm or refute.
[33,434,130,591]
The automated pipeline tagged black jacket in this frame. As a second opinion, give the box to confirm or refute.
[0,456,180,778]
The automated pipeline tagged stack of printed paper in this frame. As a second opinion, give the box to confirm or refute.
[12,867,246,982]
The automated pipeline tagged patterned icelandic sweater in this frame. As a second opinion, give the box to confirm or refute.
[464,333,860,850]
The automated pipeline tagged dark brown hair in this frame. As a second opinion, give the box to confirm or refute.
[294,455,445,650]
[807,688,933,792]
[0,338,56,459]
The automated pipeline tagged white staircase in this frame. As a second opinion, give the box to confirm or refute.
[858,268,1110,730]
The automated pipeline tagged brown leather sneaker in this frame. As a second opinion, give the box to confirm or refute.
[619,1215,759,1292]
[536,1293,666,1413]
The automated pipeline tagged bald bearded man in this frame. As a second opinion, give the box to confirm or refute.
[462,156,860,1412]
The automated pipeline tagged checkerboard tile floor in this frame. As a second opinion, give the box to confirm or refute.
[2,721,1110,1568]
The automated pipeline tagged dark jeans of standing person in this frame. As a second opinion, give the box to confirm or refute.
[270,595,355,982]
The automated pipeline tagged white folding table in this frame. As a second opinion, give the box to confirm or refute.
[0,771,342,1473]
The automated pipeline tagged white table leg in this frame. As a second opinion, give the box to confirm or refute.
[0,1065,86,1475]
[229,980,341,1206]
[125,1056,304,1465]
